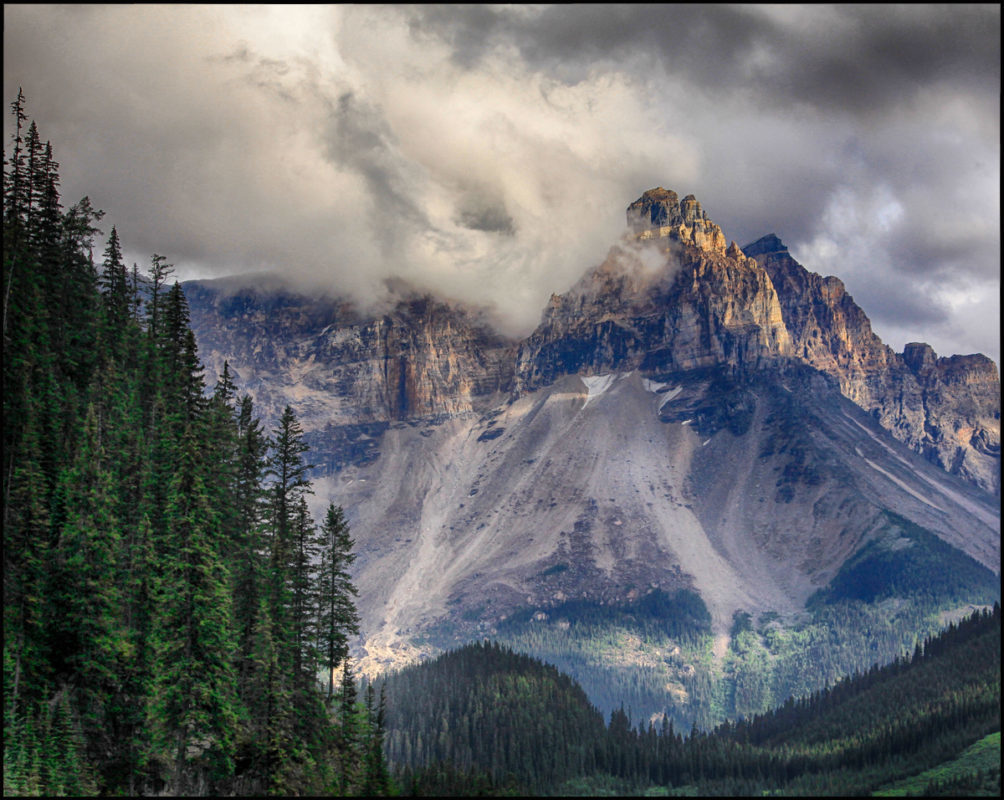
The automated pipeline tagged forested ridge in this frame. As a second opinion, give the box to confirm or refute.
[2,92,389,796]
[381,606,1000,796]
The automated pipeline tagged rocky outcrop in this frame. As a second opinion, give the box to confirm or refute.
[185,279,516,438]
[627,188,728,253]
[744,234,1000,494]
[184,190,999,496]
[514,198,790,392]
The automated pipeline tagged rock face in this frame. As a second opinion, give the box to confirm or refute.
[184,278,515,472]
[514,195,789,393]
[627,187,728,252]
[743,234,1000,495]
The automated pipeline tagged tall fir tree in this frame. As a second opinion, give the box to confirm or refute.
[149,423,239,795]
[316,503,361,702]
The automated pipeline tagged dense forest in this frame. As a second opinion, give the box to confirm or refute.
[2,92,389,796]
[380,605,1001,796]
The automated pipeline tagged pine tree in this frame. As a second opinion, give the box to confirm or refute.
[145,253,173,342]
[232,395,270,699]
[291,495,318,683]
[149,424,239,795]
[98,227,130,360]
[335,657,362,794]
[2,402,52,720]
[48,402,123,764]
[363,683,391,795]
[266,405,314,680]
[4,93,374,795]
[316,503,361,701]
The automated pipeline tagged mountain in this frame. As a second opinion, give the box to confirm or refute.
[183,188,1000,692]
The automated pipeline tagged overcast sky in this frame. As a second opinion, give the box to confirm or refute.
[4,4,1000,363]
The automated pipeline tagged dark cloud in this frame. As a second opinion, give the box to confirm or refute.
[454,191,516,236]
[323,89,434,249]
[407,5,1000,116]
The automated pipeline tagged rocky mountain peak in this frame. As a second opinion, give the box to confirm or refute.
[742,233,788,258]
[744,240,1000,495]
[626,187,680,228]
[903,342,938,373]
[626,188,727,253]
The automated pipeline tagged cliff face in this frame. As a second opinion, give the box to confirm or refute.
[514,189,791,392]
[185,279,516,436]
[626,187,729,252]
[184,187,1000,677]
[743,235,1000,495]
[186,189,999,495]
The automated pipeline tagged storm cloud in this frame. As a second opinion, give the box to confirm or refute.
[3,4,999,362]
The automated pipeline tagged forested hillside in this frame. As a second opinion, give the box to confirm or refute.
[2,92,387,796]
[380,605,1000,796]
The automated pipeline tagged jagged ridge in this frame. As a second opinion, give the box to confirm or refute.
[743,233,1000,494]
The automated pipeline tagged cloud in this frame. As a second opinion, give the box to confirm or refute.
[3,4,998,363]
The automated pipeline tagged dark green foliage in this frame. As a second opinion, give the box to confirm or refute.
[2,95,380,797]
[810,512,1000,608]
[388,607,1001,796]
[379,641,610,793]
[729,610,753,641]
[499,588,711,641]
[317,503,361,701]
[483,588,714,728]
[398,762,526,796]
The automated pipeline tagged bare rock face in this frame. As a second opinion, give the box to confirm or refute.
[743,234,1000,494]
[183,188,1000,684]
[627,188,728,252]
[185,193,999,498]
[515,205,790,393]
[185,279,516,469]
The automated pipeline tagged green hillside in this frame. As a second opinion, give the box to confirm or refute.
[381,605,1001,795]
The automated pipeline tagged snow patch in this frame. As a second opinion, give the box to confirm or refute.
[863,458,945,512]
[658,386,683,411]
[642,379,683,411]
[581,374,617,407]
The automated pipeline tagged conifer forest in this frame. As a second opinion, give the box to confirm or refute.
[3,92,387,796]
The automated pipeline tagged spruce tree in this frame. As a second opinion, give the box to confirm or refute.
[98,227,130,360]
[149,424,239,795]
[316,503,361,701]
[48,402,122,769]
[4,93,373,795]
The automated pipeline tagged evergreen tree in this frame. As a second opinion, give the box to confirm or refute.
[3,94,371,796]
[48,403,123,769]
[316,503,361,701]
[335,657,362,794]
[363,683,391,795]
[265,405,314,678]
[149,424,239,795]
[98,227,130,360]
